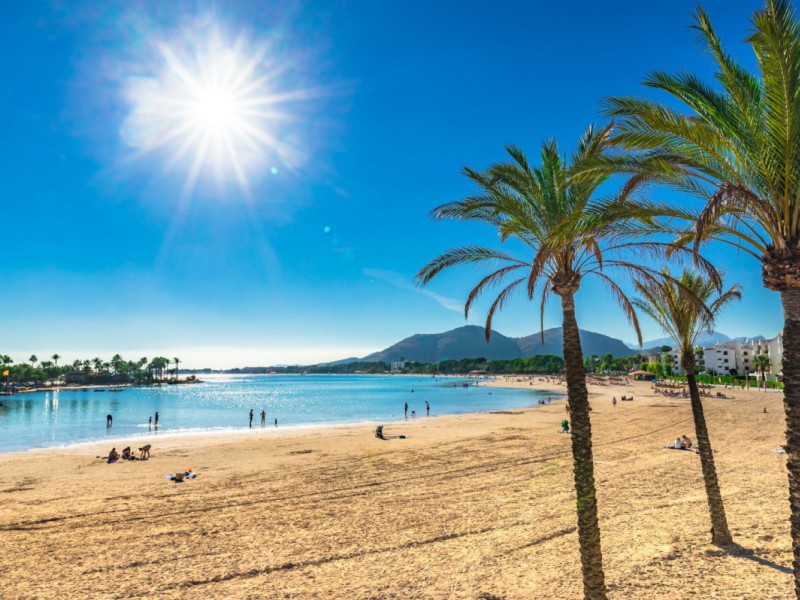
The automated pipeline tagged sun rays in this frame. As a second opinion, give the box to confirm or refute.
[119,22,313,196]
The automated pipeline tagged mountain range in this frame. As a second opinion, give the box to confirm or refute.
[626,332,768,351]
[356,325,633,364]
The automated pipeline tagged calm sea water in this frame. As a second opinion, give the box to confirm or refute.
[0,374,557,453]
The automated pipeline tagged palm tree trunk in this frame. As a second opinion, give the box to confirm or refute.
[781,287,800,599]
[685,366,733,545]
[560,292,607,600]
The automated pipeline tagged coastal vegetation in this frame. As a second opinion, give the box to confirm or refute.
[0,354,182,386]
[416,124,697,599]
[589,0,800,593]
[633,270,741,545]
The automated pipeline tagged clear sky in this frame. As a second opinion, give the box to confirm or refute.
[1,0,779,368]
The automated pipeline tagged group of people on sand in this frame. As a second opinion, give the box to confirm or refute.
[249,409,278,428]
[670,435,693,450]
[106,444,151,463]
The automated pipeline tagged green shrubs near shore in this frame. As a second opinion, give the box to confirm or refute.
[0,354,182,385]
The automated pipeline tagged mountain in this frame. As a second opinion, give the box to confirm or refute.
[361,325,634,364]
[627,332,770,351]
[627,331,731,350]
[363,325,523,363]
[518,328,633,358]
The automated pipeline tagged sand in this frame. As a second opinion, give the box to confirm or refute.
[0,377,793,599]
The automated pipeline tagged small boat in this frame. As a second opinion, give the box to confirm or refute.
[94,388,107,392]
[108,387,125,392]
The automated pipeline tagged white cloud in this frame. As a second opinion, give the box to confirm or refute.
[363,268,465,316]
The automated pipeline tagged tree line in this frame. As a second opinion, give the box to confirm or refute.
[0,354,184,384]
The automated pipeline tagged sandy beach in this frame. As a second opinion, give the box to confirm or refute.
[0,377,793,599]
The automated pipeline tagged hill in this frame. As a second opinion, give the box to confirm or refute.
[362,325,523,363]
[517,328,633,358]
[361,325,634,363]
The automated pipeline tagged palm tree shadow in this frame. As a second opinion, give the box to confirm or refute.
[723,544,792,574]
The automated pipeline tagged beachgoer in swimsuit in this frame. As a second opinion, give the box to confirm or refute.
[261,410,266,425]
[426,401,430,416]
[106,414,112,427]
[249,409,254,428]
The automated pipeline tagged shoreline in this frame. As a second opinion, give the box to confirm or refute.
[2,383,565,456]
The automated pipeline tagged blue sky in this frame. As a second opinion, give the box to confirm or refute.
[1,0,780,368]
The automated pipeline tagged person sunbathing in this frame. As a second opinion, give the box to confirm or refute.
[107,448,120,462]
[121,446,134,460]
[681,435,693,449]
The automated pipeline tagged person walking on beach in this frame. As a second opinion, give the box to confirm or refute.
[565,404,570,415]
[425,400,430,416]
[612,396,617,408]
[106,414,112,427]
[154,412,159,427]
[404,402,408,418]
[260,410,266,425]
[249,409,254,428]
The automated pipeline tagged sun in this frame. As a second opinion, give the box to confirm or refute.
[120,23,311,195]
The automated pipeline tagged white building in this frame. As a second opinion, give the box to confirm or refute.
[390,359,407,373]
[702,340,754,376]
[661,350,683,376]
[753,333,784,380]
[653,333,783,379]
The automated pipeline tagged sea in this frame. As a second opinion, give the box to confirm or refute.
[0,373,558,453]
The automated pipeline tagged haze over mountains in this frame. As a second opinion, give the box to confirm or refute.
[356,325,632,364]
[626,332,769,351]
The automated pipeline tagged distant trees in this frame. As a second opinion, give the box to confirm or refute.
[0,352,182,384]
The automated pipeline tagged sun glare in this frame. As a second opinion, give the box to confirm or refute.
[120,22,314,196]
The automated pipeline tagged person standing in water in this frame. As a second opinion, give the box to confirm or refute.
[106,414,112,427]
[249,409,254,428]
[274,417,278,427]
[148,416,152,429]
[404,402,408,419]
[260,410,266,425]
[425,401,430,416]
[154,412,159,427]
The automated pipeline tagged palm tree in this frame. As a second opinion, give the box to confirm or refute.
[753,353,772,388]
[51,354,60,368]
[416,125,701,600]
[598,1,800,589]
[173,357,181,381]
[633,270,741,545]
[29,355,37,369]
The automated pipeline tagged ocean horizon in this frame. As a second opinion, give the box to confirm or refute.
[0,373,558,453]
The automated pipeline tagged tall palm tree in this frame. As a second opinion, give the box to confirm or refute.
[29,355,37,369]
[597,1,800,590]
[753,353,772,388]
[173,357,181,381]
[633,270,741,545]
[416,125,704,600]
[51,354,60,368]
